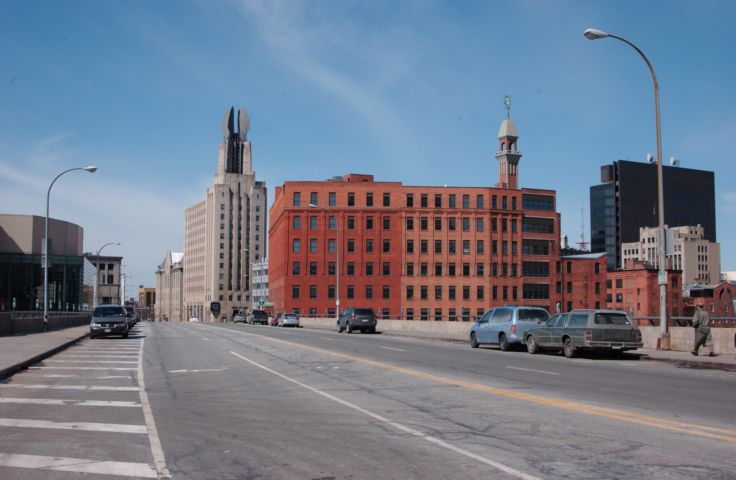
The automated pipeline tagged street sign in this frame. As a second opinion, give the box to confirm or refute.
[210,301,221,315]
[658,271,668,285]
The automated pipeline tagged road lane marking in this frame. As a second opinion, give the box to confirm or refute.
[0,418,146,434]
[227,328,736,444]
[230,351,539,480]
[379,346,406,352]
[61,355,138,358]
[45,360,138,364]
[506,366,561,376]
[1,384,138,391]
[28,366,136,371]
[137,337,172,479]
[168,368,228,373]
[0,398,141,407]
[0,453,157,478]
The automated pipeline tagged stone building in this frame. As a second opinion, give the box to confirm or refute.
[155,251,184,321]
[621,225,720,286]
[183,107,267,322]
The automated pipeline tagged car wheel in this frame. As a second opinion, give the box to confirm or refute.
[526,335,539,354]
[470,332,479,348]
[369,327,376,334]
[563,337,577,358]
[345,323,352,334]
[499,333,510,351]
[337,322,343,333]
[122,331,129,339]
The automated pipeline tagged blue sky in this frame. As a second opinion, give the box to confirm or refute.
[1,0,735,291]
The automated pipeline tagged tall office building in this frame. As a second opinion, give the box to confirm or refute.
[590,160,715,271]
[269,113,563,319]
[183,107,267,321]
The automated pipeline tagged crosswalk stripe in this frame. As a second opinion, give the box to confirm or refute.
[0,453,157,478]
[0,398,141,407]
[60,355,138,358]
[44,360,138,364]
[0,418,147,434]
[28,366,136,371]
[1,384,138,391]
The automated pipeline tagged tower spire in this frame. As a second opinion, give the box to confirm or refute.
[494,96,522,189]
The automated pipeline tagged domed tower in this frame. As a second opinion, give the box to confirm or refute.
[495,95,522,189]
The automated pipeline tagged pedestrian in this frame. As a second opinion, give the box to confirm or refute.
[691,302,715,357]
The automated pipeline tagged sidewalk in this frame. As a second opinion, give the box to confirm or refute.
[0,326,89,380]
[637,348,736,372]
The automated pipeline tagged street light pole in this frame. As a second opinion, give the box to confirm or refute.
[310,204,340,322]
[94,241,120,306]
[44,166,97,329]
[584,28,669,348]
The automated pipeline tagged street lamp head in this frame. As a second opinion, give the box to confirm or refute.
[584,28,609,40]
[82,165,98,173]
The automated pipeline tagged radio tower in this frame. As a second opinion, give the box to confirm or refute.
[577,201,589,251]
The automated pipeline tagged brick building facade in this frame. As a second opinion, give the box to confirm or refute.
[269,114,565,320]
[559,253,607,313]
[606,260,682,318]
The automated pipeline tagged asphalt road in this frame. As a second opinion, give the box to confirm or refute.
[1,321,734,479]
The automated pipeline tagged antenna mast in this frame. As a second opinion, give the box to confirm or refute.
[577,201,589,251]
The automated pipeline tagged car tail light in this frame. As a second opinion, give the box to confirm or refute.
[585,330,592,341]
[351,313,355,320]
[636,330,642,342]
[510,324,517,334]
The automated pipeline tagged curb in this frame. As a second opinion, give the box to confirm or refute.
[0,331,90,380]
[639,355,736,372]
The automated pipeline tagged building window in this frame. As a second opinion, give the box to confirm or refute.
[347,192,355,207]
[407,285,414,299]
[477,286,484,300]
[309,262,317,275]
[448,217,456,231]
[476,263,484,276]
[463,263,470,276]
[493,286,498,299]
[449,194,456,208]
[435,263,443,276]
[503,286,508,300]
[449,263,456,276]
[463,286,470,300]
[434,240,442,254]
[328,216,336,231]
[366,285,374,299]
[449,286,456,300]
[406,262,414,276]
[293,216,301,230]
[383,193,391,207]
[435,194,442,208]
[309,285,317,299]
[293,192,301,206]
[382,239,390,253]
[421,240,428,254]
[567,282,572,294]
[328,262,336,275]
[434,217,442,231]
[492,195,498,209]
[292,285,300,299]
[347,262,355,276]
[462,217,470,232]
[476,195,484,209]
[328,285,335,299]
[348,239,355,253]
[449,240,456,255]
[382,285,390,299]
[502,196,508,210]
[382,262,391,276]
[420,262,428,276]
[347,285,354,299]
[366,262,374,276]
[462,194,470,208]
[328,239,336,253]
[310,192,318,206]
[435,308,443,321]
[309,238,318,253]
[292,262,300,275]
[512,197,517,210]
[329,192,336,207]
[347,216,355,230]
[420,194,428,208]
[366,239,374,253]
[616,278,623,288]
[407,240,414,253]
[292,239,300,253]
[406,193,414,207]
[406,308,414,320]
[366,192,373,207]
[310,216,318,230]
[406,216,414,230]
[477,240,484,255]
[366,216,374,230]
[435,285,442,300]
[420,286,428,300]
[383,216,391,230]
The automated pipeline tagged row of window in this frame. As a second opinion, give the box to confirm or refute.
[406,285,516,301]
[293,214,523,233]
[293,191,555,210]
[292,284,391,300]
[290,283,550,300]
[292,238,529,256]
[291,261,527,277]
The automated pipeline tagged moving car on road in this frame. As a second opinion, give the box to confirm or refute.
[90,304,129,339]
[469,306,549,350]
[270,313,281,327]
[124,305,138,327]
[248,310,269,325]
[523,310,643,357]
[278,312,300,328]
[338,307,377,334]
[233,314,246,323]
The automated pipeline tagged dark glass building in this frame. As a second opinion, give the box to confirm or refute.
[590,160,716,271]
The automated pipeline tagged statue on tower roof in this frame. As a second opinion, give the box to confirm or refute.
[504,94,511,119]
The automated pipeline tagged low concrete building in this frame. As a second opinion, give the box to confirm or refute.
[621,225,720,285]
[155,251,184,321]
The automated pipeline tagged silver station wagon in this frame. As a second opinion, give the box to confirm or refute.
[469,306,549,350]
[523,310,643,358]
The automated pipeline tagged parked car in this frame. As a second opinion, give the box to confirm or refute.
[469,306,549,350]
[523,310,643,357]
[248,310,269,325]
[338,307,377,334]
[90,304,129,339]
[270,313,281,327]
[233,314,246,323]
[278,312,300,328]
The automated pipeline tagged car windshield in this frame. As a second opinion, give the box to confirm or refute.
[594,313,631,325]
[355,308,374,315]
[518,309,549,322]
[93,307,124,317]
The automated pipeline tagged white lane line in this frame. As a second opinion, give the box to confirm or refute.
[1,384,138,391]
[60,355,138,358]
[168,368,227,373]
[505,366,561,376]
[137,337,172,479]
[202,337,210,341]
[32,374,78,378]
[0,398,141,407]
[379,346,406,352]
[44,360,138,364]
[28,366,136,371]
[230,351,539,480]
[0,453,157,478]
[0,418,146,434]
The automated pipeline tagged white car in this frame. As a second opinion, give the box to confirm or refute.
[278,313,300,328]
[188,317,200,322]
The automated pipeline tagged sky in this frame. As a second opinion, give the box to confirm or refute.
[1,0,735,293]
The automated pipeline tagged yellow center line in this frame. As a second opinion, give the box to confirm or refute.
[225,326,736,444]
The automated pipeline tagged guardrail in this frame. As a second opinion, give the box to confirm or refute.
[0,312,91,336]
[634,316,736,327]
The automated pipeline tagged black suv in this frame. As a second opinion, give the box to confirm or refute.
[248,310,269,325]
[338,307,377,334]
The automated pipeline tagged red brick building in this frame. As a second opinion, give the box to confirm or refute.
[559,253,607,312]
[269,115,565,320]
[682,282,736,317]
[606,260,682,318]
